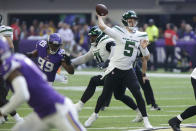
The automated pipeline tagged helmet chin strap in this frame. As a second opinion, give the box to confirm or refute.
[127,21,138,31]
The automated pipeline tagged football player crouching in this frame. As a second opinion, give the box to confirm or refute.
[26,33,74,86]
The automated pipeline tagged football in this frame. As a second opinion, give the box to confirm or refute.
[96,4,108,16]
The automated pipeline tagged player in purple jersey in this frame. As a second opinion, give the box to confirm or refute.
[26,33,74,85]
[0,38,86,131]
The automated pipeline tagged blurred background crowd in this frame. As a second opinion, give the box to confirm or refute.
[9,15,195,72]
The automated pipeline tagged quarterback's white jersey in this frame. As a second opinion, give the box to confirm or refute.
[191,68,196,79]
[0,25,13,39]
[103,26,149,72]
[71,35,114,66]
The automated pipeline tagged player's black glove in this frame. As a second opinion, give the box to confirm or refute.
[63,54,71,65]
[97,59,110,70]
[25,52,33,58]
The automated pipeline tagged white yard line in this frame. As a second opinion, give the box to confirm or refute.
[17,105,192,111]
[54,86,192,93]
[64,71,190,78]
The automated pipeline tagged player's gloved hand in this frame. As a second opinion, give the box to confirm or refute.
[63,54,71,65]
[25,52,33,58]
[97,59,110,70]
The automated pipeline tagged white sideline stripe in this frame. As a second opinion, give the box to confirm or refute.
[165,111,182,112]
[88,127,144,130]
[54,86,102,91]
[18,105,192,111]
[69,71,190,78]
[54,86,193,94]
[78,115,176,118]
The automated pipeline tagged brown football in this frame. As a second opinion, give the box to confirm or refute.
[96,4,108,16]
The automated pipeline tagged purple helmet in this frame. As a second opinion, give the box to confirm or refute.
[0,36,11,62]
[48,33,62,54]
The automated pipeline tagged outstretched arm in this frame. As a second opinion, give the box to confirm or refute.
[97,14,121,41]
[26,50,38,58]
[71,51,93,66]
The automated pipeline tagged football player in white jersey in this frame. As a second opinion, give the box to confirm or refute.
[73,26,140,116]
[0,15,14,50]
[84,10,153,129]
[72,26,113,112]
[168,68,196,131]
[0,15,23,124]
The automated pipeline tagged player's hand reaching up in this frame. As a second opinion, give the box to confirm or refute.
[140,39,149,49]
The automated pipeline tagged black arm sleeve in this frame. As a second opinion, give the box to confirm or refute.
[106,41,115,52]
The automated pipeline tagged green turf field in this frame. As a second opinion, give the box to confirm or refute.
[1,70,195,131]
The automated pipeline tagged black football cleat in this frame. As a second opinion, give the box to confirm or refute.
[168,117,182,131]
[151,104,161,111]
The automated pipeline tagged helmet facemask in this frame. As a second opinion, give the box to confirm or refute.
[127,19,138,30]
[88,26,102,47]
[48,42,62,55]
[48,33,62,55]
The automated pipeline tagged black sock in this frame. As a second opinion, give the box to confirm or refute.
[180,106,196,120]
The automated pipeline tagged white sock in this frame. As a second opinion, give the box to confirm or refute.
[143,117,149,123]
[78,100,84,106]
[135,108,140,113]
[135,108,141,115]
[177,115,183,122]
[13,113,21,121]
[93,112,98,117]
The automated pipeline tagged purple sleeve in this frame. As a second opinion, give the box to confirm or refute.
[36,40,47,50]
[1,57,21,80]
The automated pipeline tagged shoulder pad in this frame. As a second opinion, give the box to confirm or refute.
[1,57,21,79]
[99,35,115,44]
[37,40,47,48]
[0,25,13,36]
[58,49,66,55]
[136,31,148,38]
[112,25,125,34]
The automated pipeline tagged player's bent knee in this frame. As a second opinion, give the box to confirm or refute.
[114,94,123,100]
[90,75,102,84]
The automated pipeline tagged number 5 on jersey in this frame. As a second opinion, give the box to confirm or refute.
[124,41,135,57]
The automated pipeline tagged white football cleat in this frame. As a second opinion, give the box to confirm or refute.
[144,119,153,129]
[132,113,143,123]
[0,116,5,124]
[13,113,24,123]
[55,74,68,84]
[84,113,98,127]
